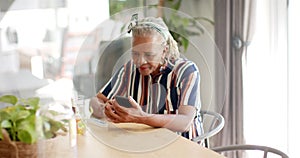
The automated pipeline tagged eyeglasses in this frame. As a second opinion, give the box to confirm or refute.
[131,51,160,63]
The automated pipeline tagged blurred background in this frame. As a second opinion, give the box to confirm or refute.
[0,0,110,104]
[0,0,214,104]
[0,0,299,157]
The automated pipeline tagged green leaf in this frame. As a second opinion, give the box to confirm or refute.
[0,111,11,121]
[43,131,55,139]
[181,18,190,26]
[193,25,205,34]
[18,129,36,144]
[181,37,189,52]
[43,121,51,132]
[172,1,181,10]
[1,120,12,128]
[41,117,66,139]
[11,110,30,122]
[0,95,18,105]
[166,0,182,10]
[13,104,26,111]
[26,97,39,106]
[48,119,64,133]
[194,17,215,26]
[0,95,66,143]
[17,115,37,143]
[17,115,35,129]
[41,119,55,139]
[20,97,40,110]
[185,29,202,36]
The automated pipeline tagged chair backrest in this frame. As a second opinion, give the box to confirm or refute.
[95,37,131,92]
[191,110,225,147]
[211,144,289,158]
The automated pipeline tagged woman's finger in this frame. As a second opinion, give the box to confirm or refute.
[129,96,142,110]
[104,103,123,121]
[128,96,139,108]
[113,102,129,115]
[104,107,114,121]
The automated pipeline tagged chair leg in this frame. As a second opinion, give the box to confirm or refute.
[204,138,210,148]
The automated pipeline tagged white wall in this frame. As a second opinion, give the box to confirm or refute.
[180,0,216,111]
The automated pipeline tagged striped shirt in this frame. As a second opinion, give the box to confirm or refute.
[99,58,203,140]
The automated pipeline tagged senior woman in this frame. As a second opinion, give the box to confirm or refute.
[90,14,203,140]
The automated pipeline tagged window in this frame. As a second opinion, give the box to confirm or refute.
[243,0,289,156]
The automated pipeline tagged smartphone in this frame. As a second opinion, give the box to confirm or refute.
[115,96,132,108]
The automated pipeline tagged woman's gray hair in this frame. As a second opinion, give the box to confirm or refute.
[129,16,180,59]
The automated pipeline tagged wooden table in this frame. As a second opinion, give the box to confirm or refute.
[74,121,225,158]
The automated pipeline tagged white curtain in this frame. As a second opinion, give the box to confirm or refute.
[243,0,288,156]
[288,1,300,158]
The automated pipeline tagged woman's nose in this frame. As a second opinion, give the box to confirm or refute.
[136,55,147,66]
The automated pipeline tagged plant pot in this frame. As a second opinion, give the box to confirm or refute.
[0,129,63,158]
[0,129,38,158]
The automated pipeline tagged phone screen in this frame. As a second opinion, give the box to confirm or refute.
[115,96,132,108]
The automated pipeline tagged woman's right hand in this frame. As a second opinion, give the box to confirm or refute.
[104,97,148,123]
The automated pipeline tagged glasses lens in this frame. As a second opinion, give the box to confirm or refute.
[131,52,159,62]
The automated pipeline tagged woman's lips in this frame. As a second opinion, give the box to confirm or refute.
[139,66,148,70]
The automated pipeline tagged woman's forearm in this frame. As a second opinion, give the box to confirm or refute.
[137,113,193,132]
[137,105,196,132]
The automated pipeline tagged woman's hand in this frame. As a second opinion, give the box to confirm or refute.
[89,96,106,118]
[104,96,148,123]
[103,96,196,132]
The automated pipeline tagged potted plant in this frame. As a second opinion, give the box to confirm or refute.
[114,0,214,52]
[0,95,69,158]
[155,0,215,52]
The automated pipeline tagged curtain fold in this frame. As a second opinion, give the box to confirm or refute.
[213,0,256,157]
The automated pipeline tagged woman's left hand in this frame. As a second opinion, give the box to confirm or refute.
[104,96,147,123]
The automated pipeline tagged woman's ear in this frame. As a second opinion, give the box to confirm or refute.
[163,45,169,53]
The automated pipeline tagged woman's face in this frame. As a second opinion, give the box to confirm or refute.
[132,35,166,76]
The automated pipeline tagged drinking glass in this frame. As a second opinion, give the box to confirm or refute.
[36,102,77,158]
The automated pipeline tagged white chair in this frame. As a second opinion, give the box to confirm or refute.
[192,110,225,148]
[211,144,289,158]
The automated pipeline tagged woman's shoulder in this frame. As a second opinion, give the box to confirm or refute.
[172,58,198,70]
[175,58,195,64]
[169,58,200,82]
